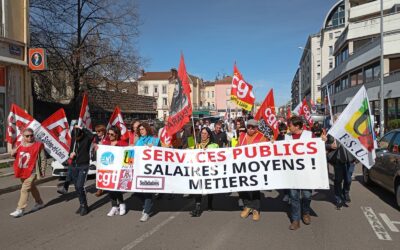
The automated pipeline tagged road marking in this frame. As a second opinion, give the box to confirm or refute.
[379,213,400,233]
[121,203,191,250]
[361,207,392,241]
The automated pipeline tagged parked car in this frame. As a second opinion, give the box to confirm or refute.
[51,160,97,177]
[363,129,400,209]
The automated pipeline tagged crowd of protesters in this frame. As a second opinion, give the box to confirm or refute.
[9,113,358,230]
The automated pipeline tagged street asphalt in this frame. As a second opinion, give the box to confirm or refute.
[0,164,399,250]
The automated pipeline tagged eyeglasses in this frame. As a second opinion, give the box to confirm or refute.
[24,134,34,138]
[107,133,116,137]
[247,126,256,130]
[139,128,146,131]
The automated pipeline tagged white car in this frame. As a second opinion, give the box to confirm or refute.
[51,160,97,177]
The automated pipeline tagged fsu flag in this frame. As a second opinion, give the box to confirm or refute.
[78,93,92,130]
[107,106,128,141]
[230,64,255,111]
[41,108,71,152]
[6,104,34,145]
[255,89,279,139]
[328,86,376,168]
[299,98,314,127]
[166,53,192,137]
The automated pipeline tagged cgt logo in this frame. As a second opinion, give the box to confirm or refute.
[100,152,114,166]
[97,169,118,189]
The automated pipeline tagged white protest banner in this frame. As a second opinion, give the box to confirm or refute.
[26,120,70,163]
[96,138,329,194]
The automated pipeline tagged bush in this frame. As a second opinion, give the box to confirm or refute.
[388,119,400,131]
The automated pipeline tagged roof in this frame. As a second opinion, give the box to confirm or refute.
[87,88,157,114]
[138,72,172,81]
[214,76,232,85]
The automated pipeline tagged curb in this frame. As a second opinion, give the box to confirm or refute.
[0,176,58,196]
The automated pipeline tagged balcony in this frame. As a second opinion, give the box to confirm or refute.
[348,12,400,40]
[350,0,400,21]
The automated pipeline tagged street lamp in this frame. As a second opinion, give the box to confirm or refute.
[298,46,315,105]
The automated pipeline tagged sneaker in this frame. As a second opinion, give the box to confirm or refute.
[31,203,45,212]
[140,213,149,222]
[240,207,252,219]
[107,207,119,217]
[10,209,24,218]
[252,210,260,221]
[57,186,68,195]
[336,202,343,210]
[289,220,300,230]
[80,205,89,216]
[282,194,289,202]
[344,193,351,203]
[119,204,126,216]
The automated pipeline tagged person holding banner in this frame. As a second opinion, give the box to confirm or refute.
[238,119,267,221]
[9,128,46,218]
[129,120,141,145]
[135,122,160,222]
[285,116,326,230]
[191,127,219,217]
[69,125,94,216]
[93,124,107,197]
[102,126,129,216]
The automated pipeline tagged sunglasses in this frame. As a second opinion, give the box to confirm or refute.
[107,133,116,137]
[24,134,34,138]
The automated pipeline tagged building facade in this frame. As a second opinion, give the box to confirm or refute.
[321,0,400,129]
[0,0,30,153]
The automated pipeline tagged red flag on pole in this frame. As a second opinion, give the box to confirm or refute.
[6,104,34,145]
[230,63,255,111]
[255,89,279,139]
[166,53,192,137]
[41,108,71,152]
[107,106,128,141]
[299,98,314,127]
[78,93,92,130]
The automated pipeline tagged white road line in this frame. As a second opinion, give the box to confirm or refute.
[121,204,191,250]
[361,207,392,241]
[379,213,400,232]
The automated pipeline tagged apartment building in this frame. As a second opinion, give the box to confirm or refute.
[0,0,29,153]
[321,0,400,127]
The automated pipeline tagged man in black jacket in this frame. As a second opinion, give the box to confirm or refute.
[69,125,94,216]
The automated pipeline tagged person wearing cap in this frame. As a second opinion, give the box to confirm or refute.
[238,119,268,222]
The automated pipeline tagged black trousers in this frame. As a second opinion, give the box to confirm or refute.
[109,192,124,207]
[240,191,260,211]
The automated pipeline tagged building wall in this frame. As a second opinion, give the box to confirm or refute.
[138,79,169,119]
[0,0,29,153]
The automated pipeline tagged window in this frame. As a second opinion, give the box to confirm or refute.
[163,98,167,106]
[154,86,158,93]
[212,91,214,98]
[317,60,321,67]
[317,48,321,55]
[329,46,333,56]
[357,70,364,85]
[329,59,333,69]
[379,132,395,150]
[341,77,349,89]
[335,31,341,38]
[388,99,396,120]
[364,67,373,83]
[373,63,381,80]
[162,85,167,94]
[317,73,321,80]
[329,33,333,40]
[144,86,149,94]
[207,91,210,98]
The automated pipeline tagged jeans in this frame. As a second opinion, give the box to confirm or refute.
[109,192,124,207]
[333,162,355,204]
[137,193,153,214]
[289,189,312,221]
[71,164,89,206]
[241,191,261,211]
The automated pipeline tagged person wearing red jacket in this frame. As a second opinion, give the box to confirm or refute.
[102,126,128,217]
[10,128,46,218]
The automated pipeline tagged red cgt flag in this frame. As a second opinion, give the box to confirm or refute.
[6,104,34,145]
[41,108,71,152]
[231,63,255,111]
[78,93,92,130]
[107,106,129,141]
[166,53,192,137]
[299,98,314,127]
[255,89,279,139]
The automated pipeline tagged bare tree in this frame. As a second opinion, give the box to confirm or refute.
[30,0,142,106]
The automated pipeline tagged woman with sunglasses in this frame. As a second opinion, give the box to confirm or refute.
[135,122,160,222]
[102,126,128,216]
[191,127,219,217]
[10,128,47,218]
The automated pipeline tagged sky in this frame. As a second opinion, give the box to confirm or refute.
[136,0,340,106]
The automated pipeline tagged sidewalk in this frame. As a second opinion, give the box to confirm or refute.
[0,160,58,195]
